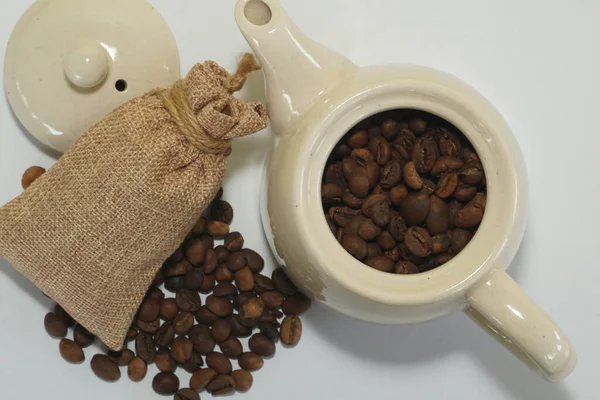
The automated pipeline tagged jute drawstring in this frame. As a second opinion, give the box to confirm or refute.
[156,53,262,155]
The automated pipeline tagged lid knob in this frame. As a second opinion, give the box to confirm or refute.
[63,43,110,88]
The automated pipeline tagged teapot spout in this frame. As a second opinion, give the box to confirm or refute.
[235,0,357,135]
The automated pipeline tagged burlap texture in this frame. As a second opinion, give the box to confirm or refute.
[0,57,268,350]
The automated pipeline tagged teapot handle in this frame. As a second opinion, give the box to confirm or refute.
[466,269,577,381]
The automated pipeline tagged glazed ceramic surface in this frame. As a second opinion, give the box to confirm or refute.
[4,0,180,153]
[235,0,576,381]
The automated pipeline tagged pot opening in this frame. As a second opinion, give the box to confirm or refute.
[320,109,487,276]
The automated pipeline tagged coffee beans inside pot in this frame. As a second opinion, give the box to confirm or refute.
[322,110,487,274]
[41,189,311,398]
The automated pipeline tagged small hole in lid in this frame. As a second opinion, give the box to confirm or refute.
[244,0,272,26]
[115,79,128,92]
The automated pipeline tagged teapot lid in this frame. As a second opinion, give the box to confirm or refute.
[4,0,181,154]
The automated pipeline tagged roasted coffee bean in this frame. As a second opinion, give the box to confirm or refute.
[235,267,255,292]
[388,215,407,241]
[395,261,420,274]
[451,229,473,253]
[348,130,369,148]
[249,333,276,357]
[126,327,138,342]
[211,200,234,224]
[137,318,160,333]
[438,128,462,156]
[393,131,416,160]
[431,234,451,254]
[128,357,147,382]
[358,218,382,241]
[232,369,254,392]
[171,336,193,363]
[190,368,218,391]
[206,352,232,375]
[253,274,274,294]
[435,172,459,199]
[227,251,247,272]
[189,325,216,355]
[454,184,477,202]
[412,135,439,173]
[280,316,302,346]
[336,228,345,243]
[59,339,85,364]
[342,235,368,260]
[389,184,409,206]
[282,292,311,315]
[138,298,160,322]
[377,231,396,250]
[176,289,202,313]
[211,319,232,343]
[199,274,216,294]
[381,160,403,188]
[409,117,427,133]
[351,148,375,165]
[384,246,401,262]
[448,200,462,228]
[361,193,388,217]
[259,309,283,325]
[404,227,432,258]
[239,298,265,327]
[259,290,284,309]
[434,252,455,266]
[156,349,177,373]
[242,249,264,273]
[91,354,121,382]
[146,286,165,302]
[342,157,359,180]
[136,332,157,363]
[196,306,220,325]
[165,276,186,293]
[216,265,234,282]
[455,193,486,228]
[324,163,347,189]
[22,165,46,189]
[184,269,205,291]
[234,292,257,310]
[168,247,185,264]
[373,139,391,166]
[431,156,464,176]
[403,161,422,190]
[206,295,233,317]
[108,349,135,366]
[153,269,166,287]
[213,282,238,298]
[164,259,192,278]
[272,268,298,296]
[207,375,236,396]
[209,247,225,270]
[199,235,215,250]
[53,304,76,327]
[219,336,243,358]
[228,315,253,338]
[322,183,344,203]
[460,161,484,185]
[348,166,370,198]
[238,353,264,372]
[182,351,205,374]
[155,322,176,347]
[207,221,230,237]
[185,238,205,266]
[327,217,337,235]
[224,232,244,252]
[73,324,95,347]
[175,388,201,400]
[44,312,68,338]
[192,217,206,235]
[152,372,180,396]
[329,206,361,227]
[173,313,195,334]
[381,119,400,140]
[420,179,436,195]
[371,200,391,228]
[365,256,395,273]
[427,196,450,235]
[342,190,363,209]
[367,125,382,138]
[400,193,431,226]
[345,214,367,236]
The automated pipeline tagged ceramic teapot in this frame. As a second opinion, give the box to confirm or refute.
[235,0,576,381]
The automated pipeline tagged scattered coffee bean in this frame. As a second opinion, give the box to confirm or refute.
[395,261,420,274]
[165,276,186,293]
[181,351,205,374]
[136,332,157,363]
[195,306,219,326]
[171,336,193,363]
[185,239,205,267]
[160,298,180,321]
[228,315,253,338]
[190,368,218,391]
[175,388,201,400]
[215,265,234,283]
[206,352,233,375]
[73,324,95,347]
[173,312,195,335]
[189,325,216,355]
[207,221,230,237]
[232,369,253,392]
[219,336,243,359]
[128,357,147,382]
[153,372,180,396]
[243,249,265,273]
[53,304,76,327]
[238,352,264,371]
[184,269,205,291]
[282,293,311,315]
[272,268,298,296]
[91,354,121,382]
[260,291,284,309]
[22,166,46,189]
[137,318,160,334]
[213,282,238,298]
[280,315,303,346]
[108,349,135,366]
[59,339,85,364]
[239,298,265,327]
[253,274,274,294]
[207,375,236,396]
[176,289,202,313]
[249,333,276,357]
[44,312,68,338]
[224,232,244,252]
[126,327,138,342]
[206,295,234,317]
[156,349,178,373]
[235,267,255,292]
[451,229,473,253]
[227,251,247,271]
[138,298,160,322]
[211,319,232,343]
[155,322,176,348]
[199,274,216,294]
[365,255,395,273]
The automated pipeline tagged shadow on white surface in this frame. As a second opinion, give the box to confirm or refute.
[0,258,52,310]
[7,105,62,160]
[303,233,577,400]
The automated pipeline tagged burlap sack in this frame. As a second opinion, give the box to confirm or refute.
[0,55,268,350]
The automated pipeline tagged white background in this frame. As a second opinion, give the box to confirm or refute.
[0,0,598,399]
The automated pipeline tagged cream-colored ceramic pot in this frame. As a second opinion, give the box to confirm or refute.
[235,0,576,381]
